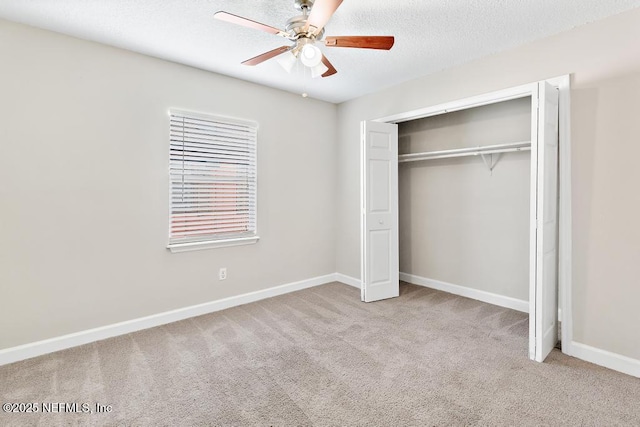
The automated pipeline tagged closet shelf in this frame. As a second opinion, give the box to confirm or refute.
[398,141,531,163]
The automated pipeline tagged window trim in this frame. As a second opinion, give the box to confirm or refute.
[166,109,259,253]
[167,236,260,253]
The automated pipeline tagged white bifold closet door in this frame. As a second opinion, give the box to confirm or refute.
[360,121,399,302]
[360,80,560,363]
[530,81,560,362]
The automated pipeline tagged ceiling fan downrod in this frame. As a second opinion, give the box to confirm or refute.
[288,0,324,43]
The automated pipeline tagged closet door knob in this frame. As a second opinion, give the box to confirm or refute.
[379,220,384,224]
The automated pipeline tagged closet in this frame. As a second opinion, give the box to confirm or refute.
[397,97,532,309]
[359,80,565,362]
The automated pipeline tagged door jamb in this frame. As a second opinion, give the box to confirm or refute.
[371,75,573,357]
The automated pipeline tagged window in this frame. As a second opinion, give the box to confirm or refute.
[168,110,258,252]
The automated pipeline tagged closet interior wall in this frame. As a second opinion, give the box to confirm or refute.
[398,97,532,302]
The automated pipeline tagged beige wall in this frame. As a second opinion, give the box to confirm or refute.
[2,7,640,365]
[0,19,338,350]
[399,99,531,301]
[336,8,640,360]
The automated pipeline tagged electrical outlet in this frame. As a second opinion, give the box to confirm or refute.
[219,268,227,280]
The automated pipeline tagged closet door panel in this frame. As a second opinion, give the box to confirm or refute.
[361,121,399,302]
[369,230,391,284]
[531,81,560,362]
[369,159,390,212]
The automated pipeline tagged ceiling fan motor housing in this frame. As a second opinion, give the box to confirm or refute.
[286,15,324,41]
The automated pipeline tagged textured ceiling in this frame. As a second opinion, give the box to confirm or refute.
[1,0,640,103]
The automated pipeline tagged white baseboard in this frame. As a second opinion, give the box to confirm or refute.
[569,341,640,378]
[334,273,361,289]
[4,272,637,380]
[400,272,529,313]
[0,274,337,367]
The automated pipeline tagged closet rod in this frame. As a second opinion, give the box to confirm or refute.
[398,141,531,163]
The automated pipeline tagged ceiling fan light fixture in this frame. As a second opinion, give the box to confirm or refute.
[218,0,395,79]
[300,44,323,67]
[277,50,298,73]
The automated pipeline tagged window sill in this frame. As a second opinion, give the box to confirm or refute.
[167,236,260,253]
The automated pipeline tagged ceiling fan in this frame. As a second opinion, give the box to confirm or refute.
[214,0,395,78]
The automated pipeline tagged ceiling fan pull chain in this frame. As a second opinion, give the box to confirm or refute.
[302,61,309,97]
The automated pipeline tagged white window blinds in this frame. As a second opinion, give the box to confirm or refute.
[169,110,257,249]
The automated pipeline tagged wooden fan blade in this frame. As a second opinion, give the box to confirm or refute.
[325,36,395,50]
[242,46,292,66]
[214,11,289,38]
[321,55,337,77]
[304,0,343,34]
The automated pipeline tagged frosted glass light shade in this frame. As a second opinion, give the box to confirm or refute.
[277,51,298,73]
[310,62,329,78]
[300,44,323,67]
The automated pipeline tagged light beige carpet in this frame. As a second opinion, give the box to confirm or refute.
[1,282,639,426]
